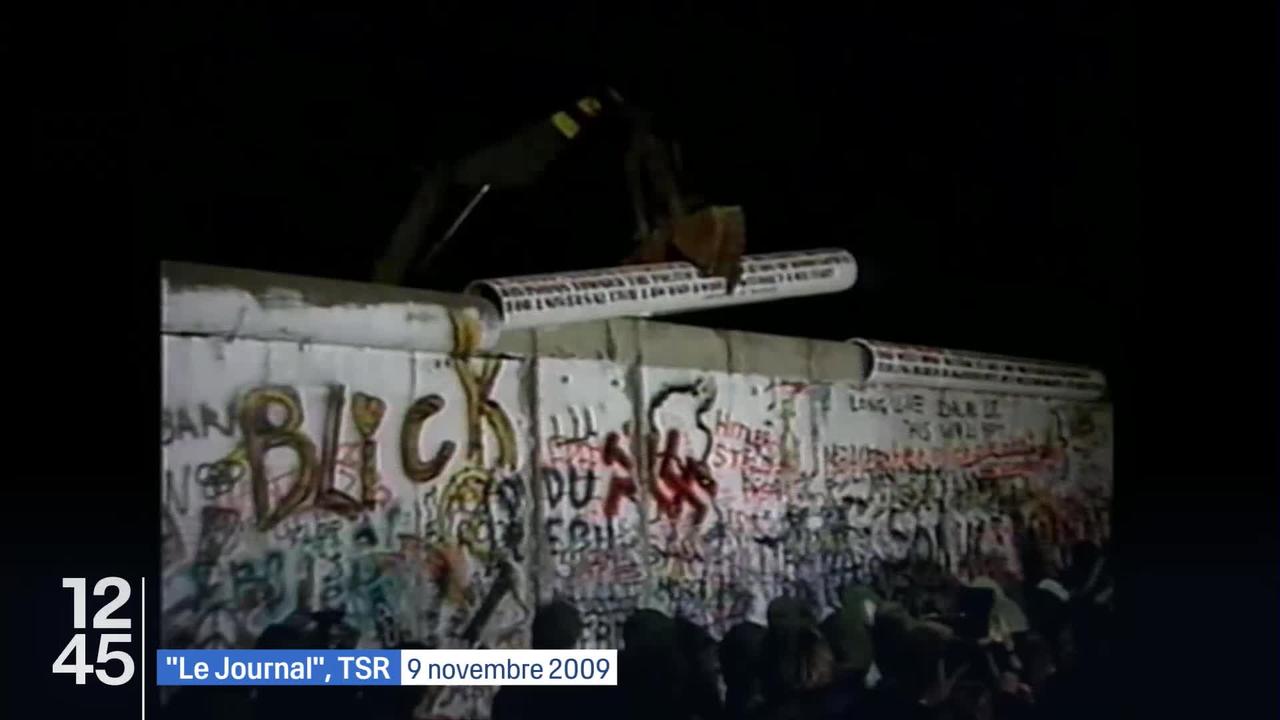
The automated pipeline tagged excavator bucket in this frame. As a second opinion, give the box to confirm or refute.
[624,205,748,290]
[670,205,747,289]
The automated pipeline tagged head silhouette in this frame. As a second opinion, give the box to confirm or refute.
[531,600,583,650]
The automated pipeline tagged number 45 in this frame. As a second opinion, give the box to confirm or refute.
[52,578,135,686]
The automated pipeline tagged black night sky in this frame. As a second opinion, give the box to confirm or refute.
[140,1,1136,375]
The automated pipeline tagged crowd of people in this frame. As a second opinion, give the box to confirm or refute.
[162,541,1114,720]
[495,540,1114,720]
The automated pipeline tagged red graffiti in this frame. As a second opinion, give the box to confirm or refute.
[714,419,775,449]
[650,429,717,523]
[711,419,780,474]
[602,431,638,518]
[547,436,610,471]
[824,440,1065,477]
[584,430,720,522]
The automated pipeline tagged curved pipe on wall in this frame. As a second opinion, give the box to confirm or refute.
[466,248,857,330]
[848,338,1107,400]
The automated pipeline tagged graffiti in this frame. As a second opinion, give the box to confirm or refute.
[402,394,455,484]
[545,425,716,520]
[192,373,521,532]
[602,431,639,518]
[456,357,517,468]
[490,475,528,561]
[163,467,190,516]
[650,429,717,524]
[161,401,237,445]
[770,381,806,475]
[546,517,622,558]
[377,357,524,650]
[438,466,496,557]
[229,551,287,615]
[238,386,319,530]
[822,440,1062,477]
[547,406,599,445]
[648,379,716,452]
[546,435,604,468]
[272,512,344,553]
[191,506,241,587]
[849,391,928,416]
[163,458,249,516]
[543,466,597,511]
[537,367,647,654]
[164,337,1111,719]
[544,428,640,521]
[350,392,387,441]
[314,386,364,517]
[161,505,185,572]
[647,379,719,525]
[166,359,527,646]
[942,420,1006,441]
[197,457,246,500]
[460,559,524,644]
[937,396,1003,419]
[905,419,933,441]
[711,417,779,474]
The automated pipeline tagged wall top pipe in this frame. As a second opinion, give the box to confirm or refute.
[162,261,502,353]
[466,248,857,330]
[849,338,1107,400]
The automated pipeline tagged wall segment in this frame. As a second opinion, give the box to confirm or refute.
[161,263,1112,718]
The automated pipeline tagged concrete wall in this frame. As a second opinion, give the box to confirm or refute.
[161,263,1112,719]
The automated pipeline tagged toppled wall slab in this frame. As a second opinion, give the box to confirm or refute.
[160,263,1112,719]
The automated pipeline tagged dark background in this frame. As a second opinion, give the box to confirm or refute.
[11,2,1277,718]
[138,1,1134,370]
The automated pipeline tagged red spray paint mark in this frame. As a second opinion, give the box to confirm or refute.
[597,430,718,522]
[651,429,717,524]
[601,431,638,518]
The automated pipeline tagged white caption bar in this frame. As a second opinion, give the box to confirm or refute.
[400,649,618,686]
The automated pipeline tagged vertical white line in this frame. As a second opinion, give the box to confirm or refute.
[141,577,146,720]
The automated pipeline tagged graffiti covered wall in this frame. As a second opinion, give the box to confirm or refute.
[163,305,1111,719]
